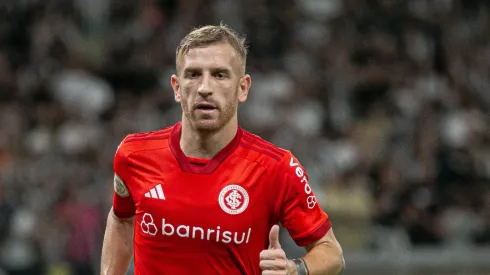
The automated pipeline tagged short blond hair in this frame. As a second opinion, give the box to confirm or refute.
[176,23,248,75]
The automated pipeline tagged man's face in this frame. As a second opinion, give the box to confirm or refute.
[171,43,250,132]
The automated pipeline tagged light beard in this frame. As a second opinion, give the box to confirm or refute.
[182,101,238,134]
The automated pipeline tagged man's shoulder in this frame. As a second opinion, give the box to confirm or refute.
[238,129,291,166]
[116,125,174,157]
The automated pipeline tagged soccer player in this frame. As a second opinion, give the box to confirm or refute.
[101,24,344,275]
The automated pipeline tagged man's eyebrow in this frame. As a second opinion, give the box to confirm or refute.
[183,67,202,72]
[183,67,232,73]
[210,67,232,73]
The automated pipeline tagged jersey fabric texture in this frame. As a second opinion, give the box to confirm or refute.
[112,122,331,275]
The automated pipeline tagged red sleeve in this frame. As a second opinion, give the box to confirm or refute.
[112,139,136,219]
[274,151,331,246]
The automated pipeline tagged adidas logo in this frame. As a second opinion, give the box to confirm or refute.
[144,184,166,200]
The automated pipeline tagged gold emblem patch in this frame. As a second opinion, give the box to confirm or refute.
[114,174,130,197]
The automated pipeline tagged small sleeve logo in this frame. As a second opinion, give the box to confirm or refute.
[289,156,316,209]
[114,174,130,197]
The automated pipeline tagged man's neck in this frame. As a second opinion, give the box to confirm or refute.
[180,120,238,159]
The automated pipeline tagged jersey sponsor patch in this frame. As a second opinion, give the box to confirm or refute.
[289,156,316,209]
[114,173,130,197]
[218,184,249,215]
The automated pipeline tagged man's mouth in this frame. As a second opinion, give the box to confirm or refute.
[195,103,217,110]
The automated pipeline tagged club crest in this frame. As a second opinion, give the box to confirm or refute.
[218,184,249,215]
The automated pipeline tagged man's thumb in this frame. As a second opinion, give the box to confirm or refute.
[268,224,281,249]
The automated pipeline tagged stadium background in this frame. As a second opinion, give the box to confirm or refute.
[0,0,490,274]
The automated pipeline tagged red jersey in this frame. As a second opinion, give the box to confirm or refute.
[112,122,331,275]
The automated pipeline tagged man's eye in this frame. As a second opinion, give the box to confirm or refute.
[215,73,226,79]
[184,71,201,78]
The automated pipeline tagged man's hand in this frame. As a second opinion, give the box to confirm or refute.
[259,225,295,275]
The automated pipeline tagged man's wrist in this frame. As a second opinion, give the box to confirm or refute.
[291,258,309,275]
[287,259,298,275]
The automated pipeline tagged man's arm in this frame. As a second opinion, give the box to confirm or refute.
[260,152,344,274]
[296,228,344,275]
[260,226,343,275]
[100,208,135,275]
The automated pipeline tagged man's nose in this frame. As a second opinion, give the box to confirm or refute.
[197,74,212,96]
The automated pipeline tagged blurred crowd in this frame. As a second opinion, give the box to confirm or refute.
[0,0,490,274]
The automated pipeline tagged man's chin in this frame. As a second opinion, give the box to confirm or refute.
[193,120,222,132]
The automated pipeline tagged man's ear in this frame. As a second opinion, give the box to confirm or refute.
[238,74,251,103]
[171,74,181,103]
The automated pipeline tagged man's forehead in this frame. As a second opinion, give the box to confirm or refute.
[181,43,240,70]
